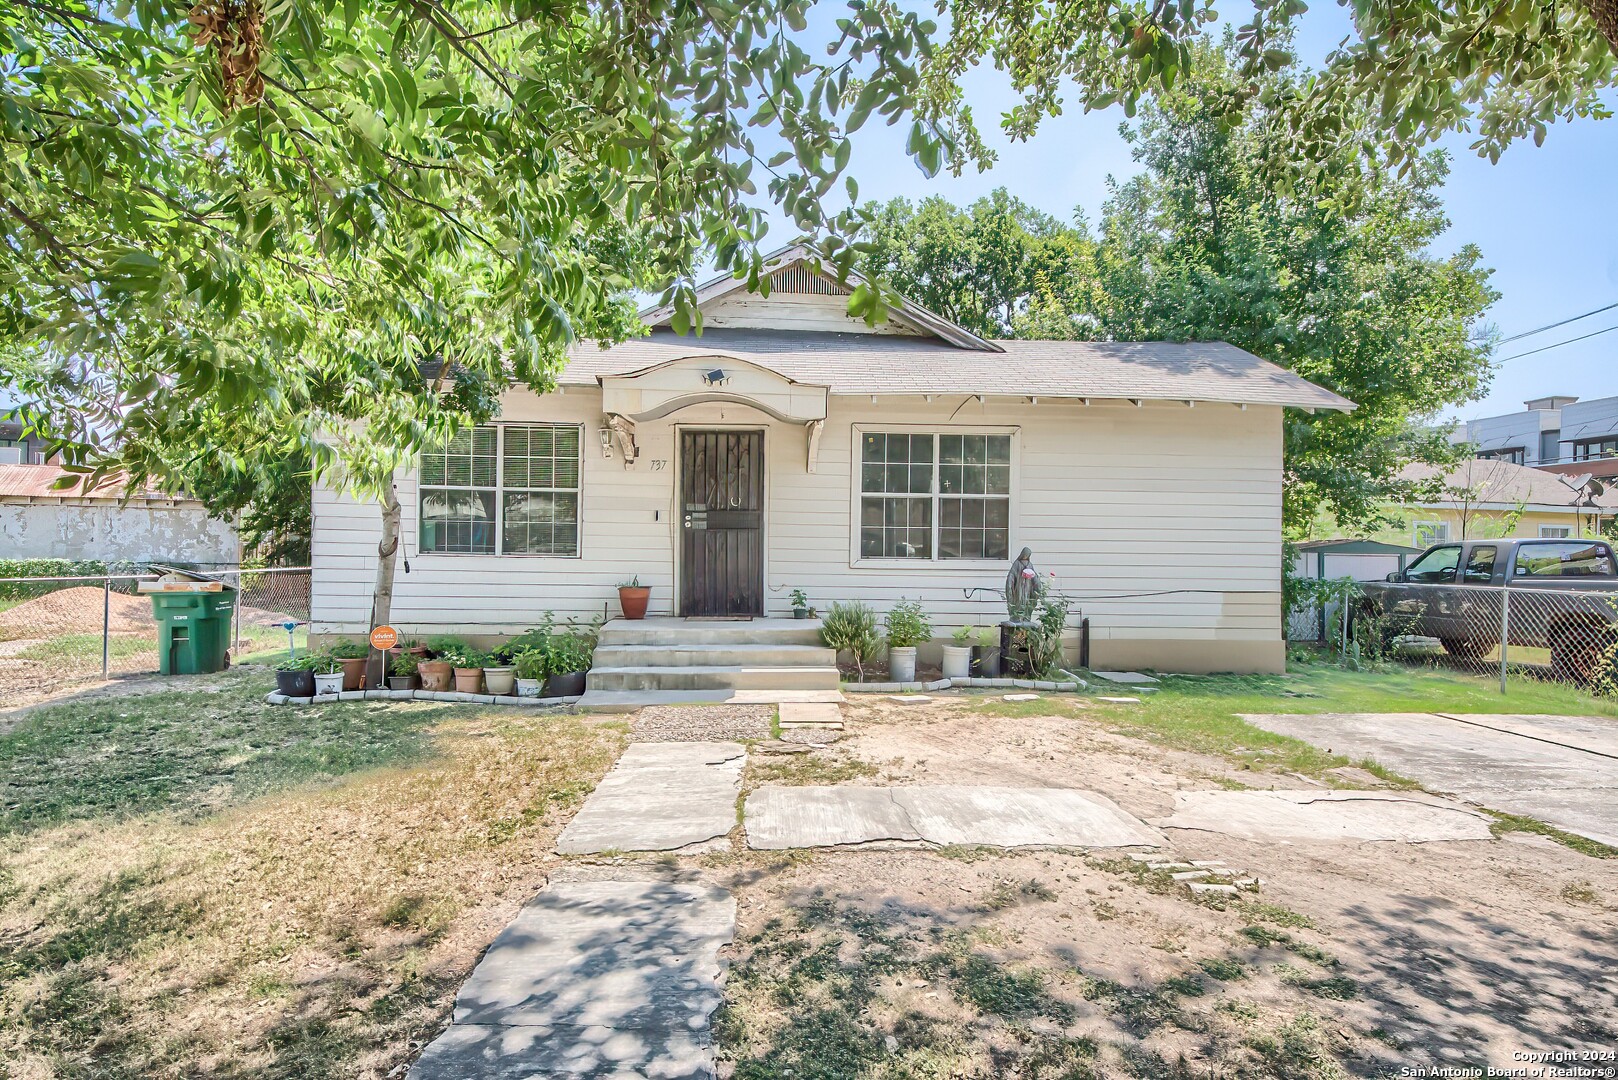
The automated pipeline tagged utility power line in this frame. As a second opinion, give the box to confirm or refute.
[1496,299,1618,345]
[1496,322,1618,363]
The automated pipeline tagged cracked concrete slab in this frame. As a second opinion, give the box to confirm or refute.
[410,879,734,1080]
[1153,790,1495,843]
[744,785,1163,850]
[556,742,744,854]
[1241,712,1618,847]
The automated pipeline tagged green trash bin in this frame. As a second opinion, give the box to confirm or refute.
[148,586,237,675]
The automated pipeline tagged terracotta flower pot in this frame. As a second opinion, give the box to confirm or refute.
[418,660,453,691]
[483,666,516,695]
[338,655,367,691]
[453,667,483,694]
[618,585,651,620]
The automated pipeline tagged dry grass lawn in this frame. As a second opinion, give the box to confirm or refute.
[0,668,624,1079]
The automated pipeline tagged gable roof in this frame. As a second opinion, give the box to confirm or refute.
[1400,458,1618,511]
[639,245,1002,353]
[561,329,1354,410]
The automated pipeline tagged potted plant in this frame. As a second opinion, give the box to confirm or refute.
[884,600,932,683]
[483,652,517,696]
[942,625,974,679]
[820,601,879,682]
[447,648,487,694]
[972,626,1002,678]
[309,652,345,696]
[418,654,453,691]
[330,638,369,691]
[544,626,594,697]
[388,651,420,691]
[789,588,810,619]
[514,646,548,697]
[275,654,317,698]
[617,576,652,620]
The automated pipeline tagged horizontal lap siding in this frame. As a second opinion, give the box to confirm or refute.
[311,391,1283,644]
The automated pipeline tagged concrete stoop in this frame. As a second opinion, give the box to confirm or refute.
[585,617,841,700]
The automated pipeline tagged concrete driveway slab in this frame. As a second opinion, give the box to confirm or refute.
[411,879,734,1080]
[1241,712,1618,847]
[556,742,744,854]
[744,785,1162,850]
[1154,790,1494,843]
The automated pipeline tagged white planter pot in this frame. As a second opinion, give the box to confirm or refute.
[941,645,972,679]
[483,667,517,695]
[313,672,344,695]
[516,677,544,698]
[888,646,918,683]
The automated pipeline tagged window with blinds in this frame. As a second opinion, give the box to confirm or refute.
[858,430,1013,561]
[419,424,581,555]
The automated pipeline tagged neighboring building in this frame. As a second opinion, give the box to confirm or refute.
[1451,395,1576,467]
[1452,393,1618,469]
[309,248,1353,676]
[1379,458,1616,548]
[0,418,47,466]
[0,464,238,564]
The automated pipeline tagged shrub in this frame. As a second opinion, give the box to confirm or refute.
[306,651,342,675]
[952,625,975,646]
[276,653,321,672]
[821,601,880,681]
[329,639,368,660]
[1027,594,1073,676]
[884,599,932,650]
[547,630,594,674]
[389,651,420,677]
[513,647,547,681]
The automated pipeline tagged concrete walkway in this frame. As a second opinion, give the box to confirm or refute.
[1154,790,1495,843]
[1241,712,1618,847]
[744,785,1164,850]
[556,742,744,854]
[410,878,735,1080]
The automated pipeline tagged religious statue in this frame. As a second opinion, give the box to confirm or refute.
[1004,546,1044,624]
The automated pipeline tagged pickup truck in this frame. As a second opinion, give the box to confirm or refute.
[1354,537,1618,681]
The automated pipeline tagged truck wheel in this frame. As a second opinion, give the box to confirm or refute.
[1439,637,1489,660]
[1549,625,1605,683]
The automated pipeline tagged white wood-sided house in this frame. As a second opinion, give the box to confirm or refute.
[310,248,1352,683]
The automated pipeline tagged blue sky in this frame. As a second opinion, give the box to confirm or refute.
[774,5,1618,426]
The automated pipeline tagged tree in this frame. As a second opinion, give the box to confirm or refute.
[855,42,1499,535]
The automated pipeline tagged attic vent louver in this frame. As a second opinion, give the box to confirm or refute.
[769,263,846,296]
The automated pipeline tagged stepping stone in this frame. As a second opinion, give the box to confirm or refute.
[1003,693,1040,702]
[1097,696,1142,704]
[1188,882,1239,896]
[1092,671,1160,684]
[777,701,844,730]
[887,695,933,704]
[1153,790,1494,844]
[753,740,811,755]
[410,878,734,1080]
[745,785,1163,850]
[556,742,743,854]
[1170,870,1211,881]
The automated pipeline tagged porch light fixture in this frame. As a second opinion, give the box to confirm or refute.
[702,368,729,386]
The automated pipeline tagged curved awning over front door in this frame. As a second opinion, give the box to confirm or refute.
[598,354,830,469]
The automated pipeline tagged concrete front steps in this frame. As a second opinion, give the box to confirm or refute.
[580,617,843,712]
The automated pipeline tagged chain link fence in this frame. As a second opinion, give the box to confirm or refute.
[0,567,310,704]
[1294,579,1618,694]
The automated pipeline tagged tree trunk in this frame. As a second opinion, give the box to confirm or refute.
[1587,0,1618,56]
[366,484,401,688]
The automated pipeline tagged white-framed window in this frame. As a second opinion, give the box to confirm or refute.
[419,423,582,556]
[855,428,1015,562]
[1538,524,1573,539]
[1413,520,1451,547]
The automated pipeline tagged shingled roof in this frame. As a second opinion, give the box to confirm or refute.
[559,328,1354,411]
[1401,458,1618,511]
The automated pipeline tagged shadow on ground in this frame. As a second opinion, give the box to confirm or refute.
[0,668,456,834]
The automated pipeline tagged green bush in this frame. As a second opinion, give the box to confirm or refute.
[329,639,368,660]
[1027,594,1073,676]
[547,630,595,674]
[821,601,880,681]
[389,651,420,677]
[883,599,932,650]
[513,647,547,681]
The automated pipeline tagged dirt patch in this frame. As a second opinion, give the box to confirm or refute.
[705,691,1618,1071]
[0,586,155,640]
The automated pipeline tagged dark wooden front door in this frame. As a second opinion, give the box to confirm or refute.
[680,430,764,616]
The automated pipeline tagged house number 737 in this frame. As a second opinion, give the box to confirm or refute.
[648,460,668,471]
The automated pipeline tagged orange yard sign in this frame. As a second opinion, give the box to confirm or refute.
[369,625,399,651]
